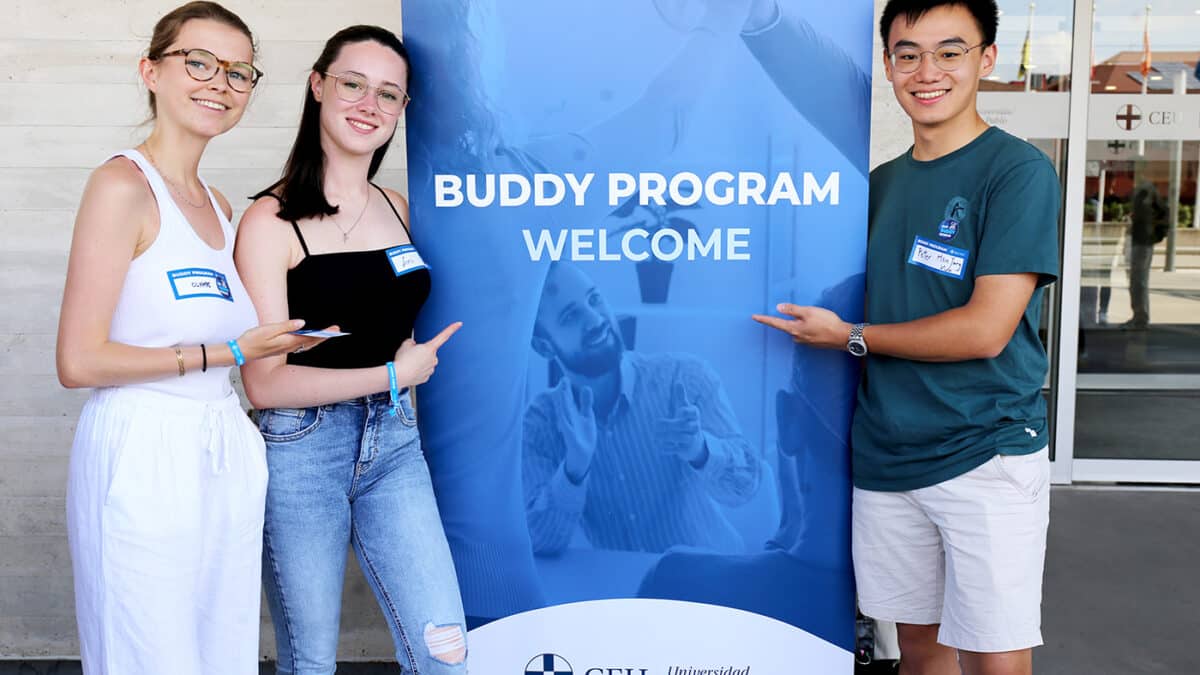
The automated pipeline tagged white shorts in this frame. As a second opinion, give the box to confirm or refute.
[853,448,1050,653]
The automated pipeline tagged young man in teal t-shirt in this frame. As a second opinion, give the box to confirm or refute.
[754,0,1060,673]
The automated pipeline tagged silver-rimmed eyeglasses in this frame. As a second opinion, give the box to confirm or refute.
[323,71,410,116]
[888,43,985,73]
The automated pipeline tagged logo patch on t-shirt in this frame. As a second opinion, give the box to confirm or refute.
[166,267,234,301]
[938,196,969,240]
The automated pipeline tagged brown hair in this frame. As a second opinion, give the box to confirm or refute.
[145,1,256,118]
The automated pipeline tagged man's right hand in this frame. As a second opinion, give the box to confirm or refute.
[551,379,597,483]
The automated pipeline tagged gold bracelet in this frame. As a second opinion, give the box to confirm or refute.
[174,345,186,377]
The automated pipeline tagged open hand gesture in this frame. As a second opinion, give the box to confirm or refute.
[551,380,597,482]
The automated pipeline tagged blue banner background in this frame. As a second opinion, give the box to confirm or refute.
[403,0,871,655]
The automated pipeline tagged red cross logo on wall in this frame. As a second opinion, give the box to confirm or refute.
[1115,104,1142,131]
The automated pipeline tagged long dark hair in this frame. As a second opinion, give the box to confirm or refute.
[258,25,411,222]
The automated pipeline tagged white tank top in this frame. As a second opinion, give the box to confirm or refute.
[107,149,258,401]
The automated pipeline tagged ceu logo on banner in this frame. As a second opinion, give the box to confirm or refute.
[525,653,572,675]
[525,652,651,675]
[938,196,969,240]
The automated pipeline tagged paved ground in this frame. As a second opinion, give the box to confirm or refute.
[1036,487,1199,674]
[4,487,1198,674]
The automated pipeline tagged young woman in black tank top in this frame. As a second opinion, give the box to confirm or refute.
[232,26,467,674]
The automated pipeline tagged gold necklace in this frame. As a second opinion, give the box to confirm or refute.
[331,189,370,242]
[141,145,207,209]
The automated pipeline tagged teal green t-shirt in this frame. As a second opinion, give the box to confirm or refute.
[852,127,1060,492]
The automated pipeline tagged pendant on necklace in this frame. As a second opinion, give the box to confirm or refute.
[343,232,350,243]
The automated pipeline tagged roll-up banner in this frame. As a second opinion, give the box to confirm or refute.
[403,1,871,672]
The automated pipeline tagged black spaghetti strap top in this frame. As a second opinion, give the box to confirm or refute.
[281,184,431,369]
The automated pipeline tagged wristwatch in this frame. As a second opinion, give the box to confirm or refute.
[847,323,869,357]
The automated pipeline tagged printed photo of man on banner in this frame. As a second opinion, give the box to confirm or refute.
[401,0,871,670]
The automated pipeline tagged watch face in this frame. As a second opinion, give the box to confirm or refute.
[848,341,867,357]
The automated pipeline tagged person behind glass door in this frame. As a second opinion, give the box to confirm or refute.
[234,25,467,675]
[1124,160,1167,330]
[55,3,328,674]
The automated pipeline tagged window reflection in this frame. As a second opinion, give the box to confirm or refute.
[1091,0,1199,95]
[1079,142,1200,373]
[982,0,1075,92]
[1078,0,1199,379]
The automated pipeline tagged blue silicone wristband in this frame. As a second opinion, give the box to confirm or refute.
[386,361,399,416]
[227,339,246,367]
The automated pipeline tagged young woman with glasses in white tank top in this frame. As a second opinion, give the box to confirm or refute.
[54,3,332,673]
[233,26,468,674]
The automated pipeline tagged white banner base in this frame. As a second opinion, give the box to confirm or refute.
[469,598,852,675]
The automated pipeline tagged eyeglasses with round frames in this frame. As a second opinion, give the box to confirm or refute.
[887,43,986,74]
[156,48,263,92]
[323,72,411,116]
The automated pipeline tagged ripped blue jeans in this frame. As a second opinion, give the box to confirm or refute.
[259,390,467,674]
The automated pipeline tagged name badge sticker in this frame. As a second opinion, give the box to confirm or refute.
[907,236,970,280]
[167,267,234,301]
[386,245,430,277]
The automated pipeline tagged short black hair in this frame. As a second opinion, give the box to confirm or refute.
[880,0,999,49]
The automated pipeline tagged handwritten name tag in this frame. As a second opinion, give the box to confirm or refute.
[386,245,430,277]
[907,236,969,280]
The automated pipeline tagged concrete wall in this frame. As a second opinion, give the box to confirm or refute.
[0,0,910,660]
[869,1,916,168]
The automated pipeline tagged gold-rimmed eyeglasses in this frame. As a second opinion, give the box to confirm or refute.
[887,43,986,73]
[323,71,410,116]
[156,48,263,92]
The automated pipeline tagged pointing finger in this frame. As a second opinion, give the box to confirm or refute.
[427,321,463,350]
[752,314,796,335]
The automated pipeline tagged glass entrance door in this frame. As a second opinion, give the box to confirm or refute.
[1067,0,1200,482]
